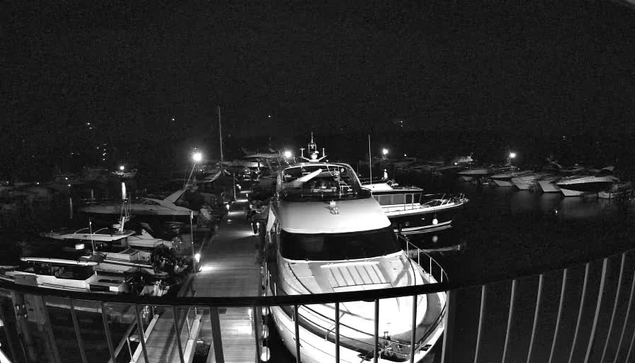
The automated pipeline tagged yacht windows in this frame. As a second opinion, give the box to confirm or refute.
[279,227,400,261]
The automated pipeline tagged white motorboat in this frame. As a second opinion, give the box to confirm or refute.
[263,136,446,363]
[364,181,468,235]
[456,166,491,181]
[0,257,132,294]
[557,172,620,197]
[598,182,633,199]
[489,169,534,187]
[511,172,553,190]
[79,189,198,217]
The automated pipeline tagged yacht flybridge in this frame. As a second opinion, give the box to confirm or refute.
[263,135,446,363]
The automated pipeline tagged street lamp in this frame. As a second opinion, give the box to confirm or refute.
[283,150,293,159]
[186,151,203,187]
[382,148,389,156]
[509,152,516,159]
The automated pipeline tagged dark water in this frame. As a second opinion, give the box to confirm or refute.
[412,176,635,284]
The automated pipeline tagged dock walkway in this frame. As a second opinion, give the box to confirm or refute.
[135,200,261,363]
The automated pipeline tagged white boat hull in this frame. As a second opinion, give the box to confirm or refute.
[559,188,592,197]
[492,179,514,187]
[271,301,444,363]
[538,180,560,193]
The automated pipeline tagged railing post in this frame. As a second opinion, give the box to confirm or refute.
[473,284,488,363]
[568,263,591,363]
[548,268,569,363]
[526,274,544,363]
[374,299,380,363]
[134,304,149,363]
[584,258,609,363]
[294,305,301,363]
[100,302,117,363]
[601,253,626,363]
[501,279,518,363]
[441,289,456,363]
[69,299,88,363]
[335,302,340,363]
[210,306,225,363]
[172,306,185,363]
[410,294,418,363]
[613,271,635,363]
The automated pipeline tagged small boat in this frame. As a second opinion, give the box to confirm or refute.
[598,182,632,199]
[557,168,619,197]
[489,169,533,187]
[0,257,132,294]
[364,181,468,235]
[79,189,198,217]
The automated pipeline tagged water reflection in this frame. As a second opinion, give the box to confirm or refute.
[509,191,562,216]
[554,196,627,221]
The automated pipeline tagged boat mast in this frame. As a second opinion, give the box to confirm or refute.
[218,105,224,162]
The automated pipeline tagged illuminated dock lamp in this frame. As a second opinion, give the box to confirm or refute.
[508,151,517,166]
[382,148,389,156]
[119,165,125,172]
[186,151,203,187]
[283,150,293,159]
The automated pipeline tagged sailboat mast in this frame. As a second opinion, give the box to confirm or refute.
[218,105,224,162]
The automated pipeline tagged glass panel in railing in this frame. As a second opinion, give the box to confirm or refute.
[203,306,247,363]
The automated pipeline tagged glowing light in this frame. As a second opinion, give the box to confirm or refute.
[260,346,271,362]
[194,253,201,263]
[192,152,203,163]
[382,148,389,156]
[225,203,230,210]
[261,325,269,339]
[509,152,517,159]
[432,218,439,225]
[283,150,292,159]
[432,235,439,243]
[404,154,407,157]
[119,165,125,171]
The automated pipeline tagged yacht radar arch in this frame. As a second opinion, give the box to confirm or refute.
[299,132,327,162]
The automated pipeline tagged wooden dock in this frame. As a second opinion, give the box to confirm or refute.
[135,200,261,363]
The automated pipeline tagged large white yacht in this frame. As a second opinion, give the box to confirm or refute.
[263,136,446,363]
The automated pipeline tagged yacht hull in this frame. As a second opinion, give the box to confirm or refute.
[388,203,462,235]
[538,180,560,193]
[270,295,445,363]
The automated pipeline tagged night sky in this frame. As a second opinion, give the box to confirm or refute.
[3,1,635,176]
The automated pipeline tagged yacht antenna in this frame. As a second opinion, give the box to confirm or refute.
[89,219,96,255]
[368,134,373,183]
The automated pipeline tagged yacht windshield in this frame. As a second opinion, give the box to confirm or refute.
[279,164,368,200]
[280,227,400,261]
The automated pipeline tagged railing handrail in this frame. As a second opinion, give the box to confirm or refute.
[2,248,632,307]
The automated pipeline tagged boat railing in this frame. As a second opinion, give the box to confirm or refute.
[402,236,448,284]
[3,249,635,363]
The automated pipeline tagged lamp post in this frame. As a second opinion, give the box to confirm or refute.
[186,151,203,187]
[508,152,517,167]
[382,148,389,160]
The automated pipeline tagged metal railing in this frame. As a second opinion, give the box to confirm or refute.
[1,249,635,363]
